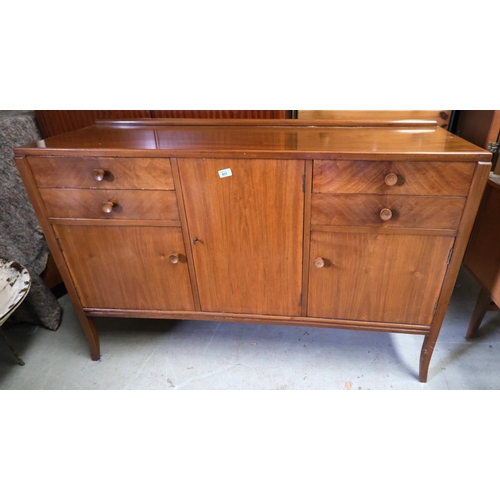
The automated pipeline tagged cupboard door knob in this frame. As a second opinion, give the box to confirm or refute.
[93,169,106,181]
[384,173,398,186]
[380,208,393,221]
[314,257,325,268]
[101,201,116,214]
[169,253,179,264]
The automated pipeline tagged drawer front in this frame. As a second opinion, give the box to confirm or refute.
[40,189,180,220]
[28,157,175,190]
[311,194,466,230]
[313,160,475,196]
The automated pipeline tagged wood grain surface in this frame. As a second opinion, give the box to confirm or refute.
[455,110,497,148]
[54,225,194,310]
[464,180,500,306]
[29,157,174,190]
[311,194,466,229]
[313,160,475,196]
[83,307,429,335]
[14,156,101,360]
[14,120,493,380]
[178,158,304,315]
[34,111,288,138]
[40,189,179,220]
[35,110,153,138]
[419,161,492,381]
[16,121,490,162]
[298,110,452,128]
[151,110,287,119]
[307,231,454,324]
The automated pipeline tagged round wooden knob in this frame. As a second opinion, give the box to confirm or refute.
[169,253,179,264]
[93,169,106,182]
[384,173,398,186]
[314,257,325,268]
[380,208,393,221]
[101,201,115,214]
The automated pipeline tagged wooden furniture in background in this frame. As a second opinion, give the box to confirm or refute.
[454,110,500,174]
[152,111,287,119]
[453,111,500,339]
[463,176,500,339]
[14,119,491,382]
[34,111,289,138]
[298,110,453,128]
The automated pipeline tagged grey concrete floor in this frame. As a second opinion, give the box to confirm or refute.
[1,266,499,389]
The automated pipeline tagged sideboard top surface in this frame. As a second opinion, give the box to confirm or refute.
[15,120,491,161]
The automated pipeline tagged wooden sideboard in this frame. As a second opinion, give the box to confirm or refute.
[14,119,491,382]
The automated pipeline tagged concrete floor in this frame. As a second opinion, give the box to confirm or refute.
[1,266,499,389]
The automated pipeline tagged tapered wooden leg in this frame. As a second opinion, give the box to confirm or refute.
[419,334,435,383]
[465,287,494,341]
[77,312,100,360]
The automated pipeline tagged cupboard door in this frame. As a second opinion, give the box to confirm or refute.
[308,232,454,325]
[54,225,195,311]
[179,159,304,316]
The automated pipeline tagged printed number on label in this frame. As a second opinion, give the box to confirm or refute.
[218,168,232,178]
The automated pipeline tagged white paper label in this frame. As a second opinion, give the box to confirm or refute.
[218,168,232,178]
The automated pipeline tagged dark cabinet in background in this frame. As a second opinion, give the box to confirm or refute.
[34,110,289,138]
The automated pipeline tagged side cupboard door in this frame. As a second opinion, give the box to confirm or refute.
[178,158,305,316]
[307,231,455,325]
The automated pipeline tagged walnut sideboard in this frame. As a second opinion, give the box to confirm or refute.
[14,119,492,382]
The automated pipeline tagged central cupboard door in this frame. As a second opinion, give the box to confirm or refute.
[178,159,305,315]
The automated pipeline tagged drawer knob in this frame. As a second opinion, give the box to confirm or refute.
[380,208,393,221]
[93,169,106,182]
[101,201,116,214]
[314,257,325,268]
[384,173,398,186]
[169,253,179,264]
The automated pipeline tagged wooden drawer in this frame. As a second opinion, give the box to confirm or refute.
[311,194,466,230]
[313,160,475,196]
[40,189,180,220]
[28,157,175,190]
